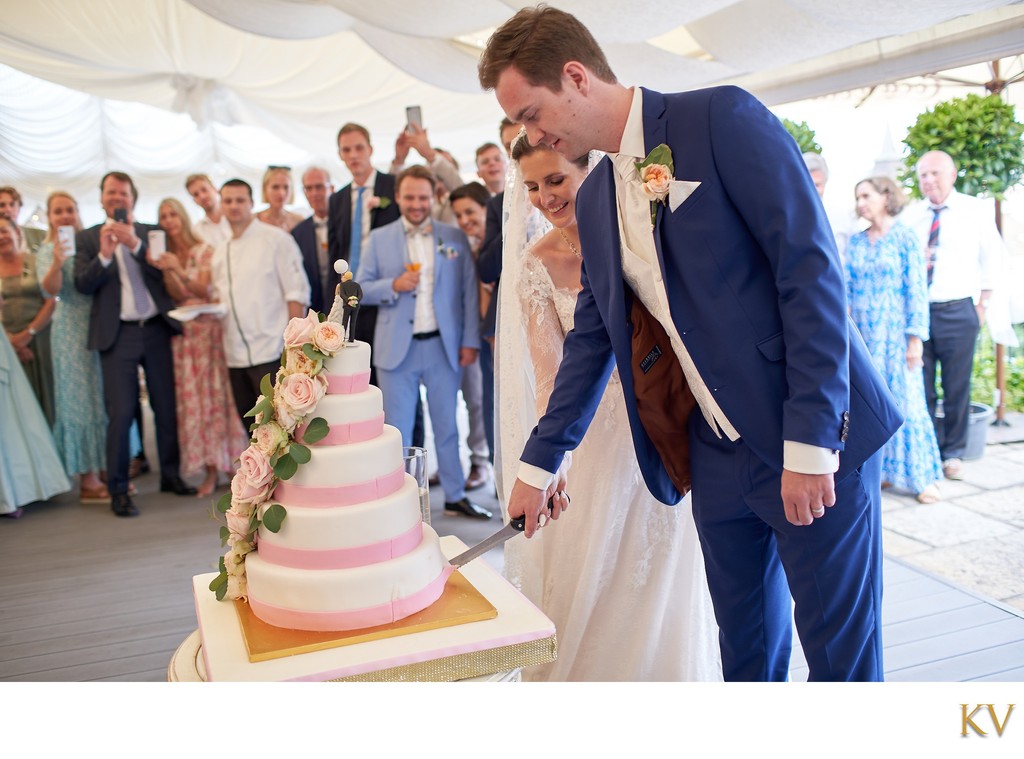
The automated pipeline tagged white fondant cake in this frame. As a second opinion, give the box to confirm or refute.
[244,341,451,632]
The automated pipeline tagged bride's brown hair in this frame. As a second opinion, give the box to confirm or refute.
[510,130,588,171]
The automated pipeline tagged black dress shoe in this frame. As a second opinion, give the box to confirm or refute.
[444,497,493,520]
[160,476,198,496]
[111,493,139,517]
[464,464,492,492]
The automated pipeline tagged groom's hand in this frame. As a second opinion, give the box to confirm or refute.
[781,470,836,526]
[508,477,568,538]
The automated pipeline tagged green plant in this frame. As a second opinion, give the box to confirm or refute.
[901,93,1024,200]
[971,324,1024,412]
[780,118,821,155]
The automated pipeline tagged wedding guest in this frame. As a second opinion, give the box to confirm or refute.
[449,182,494,490]
[392,124,463,224]
[74,171,196,518]
[0,214,56,425]
[186,173,231,247]
[474,142,507,195]
[500,135,719,680]
[256,166,304,233]
[0,324,69,519]
[802,152,855,261]
[36,191,110,503]
[0,186,45,253]
[211,179,310,424]
[846,177,942,503]
[291,166,335,314]
[904,150,1004,481]
[155,198,249,496]
[357,165,488,520]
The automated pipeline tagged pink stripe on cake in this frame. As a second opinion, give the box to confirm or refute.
[273,466,404,507]
[248,566,454,632]
[256,522,423,569]
[298,413,384,446]
[325,371,371,394]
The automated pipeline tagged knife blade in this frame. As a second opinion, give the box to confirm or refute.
[447,496,557,569]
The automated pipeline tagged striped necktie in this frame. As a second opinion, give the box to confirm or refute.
[926,205,946,286]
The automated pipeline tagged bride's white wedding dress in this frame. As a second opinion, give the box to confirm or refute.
[502,248,721,681]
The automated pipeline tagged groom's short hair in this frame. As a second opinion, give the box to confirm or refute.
[478,4,617,92]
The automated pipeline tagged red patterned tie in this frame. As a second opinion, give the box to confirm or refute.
[926,205,945,286]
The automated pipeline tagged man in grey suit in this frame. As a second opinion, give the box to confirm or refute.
[74,171,195,517]
[356,166,490,520]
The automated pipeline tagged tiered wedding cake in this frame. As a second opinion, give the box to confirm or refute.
[244,341,451,632]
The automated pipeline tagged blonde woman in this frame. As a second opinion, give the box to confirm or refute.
[155,198,247,496]
[36,191,110,502]
[255,166,304,232]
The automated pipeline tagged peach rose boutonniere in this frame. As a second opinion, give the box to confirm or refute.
[635,144,675,226]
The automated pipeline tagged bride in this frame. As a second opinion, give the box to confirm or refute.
[497,134,721,681]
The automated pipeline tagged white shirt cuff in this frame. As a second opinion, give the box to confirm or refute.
[784,440,839,474]
[517,461,557,491]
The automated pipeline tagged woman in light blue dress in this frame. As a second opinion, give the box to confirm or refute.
[0,215,70,517]
[845,176,942,503]
[36,191,110,502]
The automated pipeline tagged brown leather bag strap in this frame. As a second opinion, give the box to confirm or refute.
[627,284,695,497]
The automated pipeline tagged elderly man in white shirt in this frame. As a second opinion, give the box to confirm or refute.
[211,178,310,424]
[904,150,1004,479]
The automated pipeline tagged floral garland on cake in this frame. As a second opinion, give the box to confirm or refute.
[209,310,346,602]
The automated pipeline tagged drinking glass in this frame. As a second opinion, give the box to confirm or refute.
[402,446,429,524]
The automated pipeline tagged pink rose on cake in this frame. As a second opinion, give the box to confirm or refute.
[230,469,270,505]
[278,372,327,418]
[225,504,253,547]
[273,393,299,432]
[312,320,345,354]
[238,445,275,491]
[284,346,320,376]
[282,309,321,348]
[253,420,289,457]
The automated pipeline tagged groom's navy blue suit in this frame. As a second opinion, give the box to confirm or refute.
[521,86,903,680]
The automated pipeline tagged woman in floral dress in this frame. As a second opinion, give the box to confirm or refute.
[155,198,248,496]
[845,176,942,503]
[36,191,110,502]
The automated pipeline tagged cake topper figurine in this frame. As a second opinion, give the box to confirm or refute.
[328,259,362,343]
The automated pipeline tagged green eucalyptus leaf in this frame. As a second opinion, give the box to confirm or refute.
[259,372,274,399]
[218,555,226,574]
[210,571,228,601]
[217,491,232,513]
[219,525,229,546]
[301,417,330,444]
[289,442,311,464]
[303,343,328,361]
[261,503,288,533]
[274,453,298,481]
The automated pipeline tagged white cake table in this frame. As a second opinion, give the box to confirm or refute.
[177,536,555,682]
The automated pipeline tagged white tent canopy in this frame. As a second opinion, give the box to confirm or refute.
[1,0,1022,223]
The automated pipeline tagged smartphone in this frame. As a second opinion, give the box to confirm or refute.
[405,105,422,133]
[113,208,128,224]
[57,225,76,256]
[148,230,166,259]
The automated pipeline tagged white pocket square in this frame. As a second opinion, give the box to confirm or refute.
[669,180,702,213]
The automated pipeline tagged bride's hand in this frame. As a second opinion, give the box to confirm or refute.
[509,478,556,538]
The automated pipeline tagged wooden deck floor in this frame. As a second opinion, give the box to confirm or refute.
[2,478,1022,682]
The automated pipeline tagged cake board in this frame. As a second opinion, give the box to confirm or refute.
[189,536,557,681]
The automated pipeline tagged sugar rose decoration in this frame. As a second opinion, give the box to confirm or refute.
[209,308,339,603]
[635,144,675,225]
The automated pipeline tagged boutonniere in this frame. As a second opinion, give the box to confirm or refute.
[437,241,459,260]
[367,196,391,211]
[635,144,674,225]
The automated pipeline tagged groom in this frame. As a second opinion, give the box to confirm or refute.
[479,6,902,681]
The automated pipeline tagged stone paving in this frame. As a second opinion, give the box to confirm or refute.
[880,425,1024,614]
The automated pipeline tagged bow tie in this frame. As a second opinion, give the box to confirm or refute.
[406,224,432,237]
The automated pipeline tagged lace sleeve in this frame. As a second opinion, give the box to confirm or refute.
[518,253,565,418]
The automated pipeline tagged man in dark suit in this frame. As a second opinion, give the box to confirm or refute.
[330,122,424,446]
[481,7,902,681]
[74,171,195,517]
[291,166,334,314]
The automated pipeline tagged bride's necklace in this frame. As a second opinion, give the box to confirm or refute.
[558,228,582,258]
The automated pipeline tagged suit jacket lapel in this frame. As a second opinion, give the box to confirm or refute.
[641,88,671,279]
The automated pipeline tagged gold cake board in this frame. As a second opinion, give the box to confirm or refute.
[187,536,557,681]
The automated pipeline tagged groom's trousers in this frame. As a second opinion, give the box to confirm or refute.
[688,413,884,682]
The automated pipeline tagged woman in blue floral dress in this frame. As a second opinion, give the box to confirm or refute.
[845,176,942,503]
[36,191,110,502]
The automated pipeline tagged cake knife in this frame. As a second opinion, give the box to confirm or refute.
[448,496,559,569]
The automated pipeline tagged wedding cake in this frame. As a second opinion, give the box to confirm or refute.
[245,341,451,632]
[211,308,451,634]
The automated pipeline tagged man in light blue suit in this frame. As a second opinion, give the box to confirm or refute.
[356,165,491,520]
[479,7,903,680]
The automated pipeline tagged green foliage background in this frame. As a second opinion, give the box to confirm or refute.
[781,118,821,155]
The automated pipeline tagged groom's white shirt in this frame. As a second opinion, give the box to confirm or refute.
[517,87,836,491]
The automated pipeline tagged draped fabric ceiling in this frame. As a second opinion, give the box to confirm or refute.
[1,0,1023,223]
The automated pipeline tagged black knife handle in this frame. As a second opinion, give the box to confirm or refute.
[509,494,564,531]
